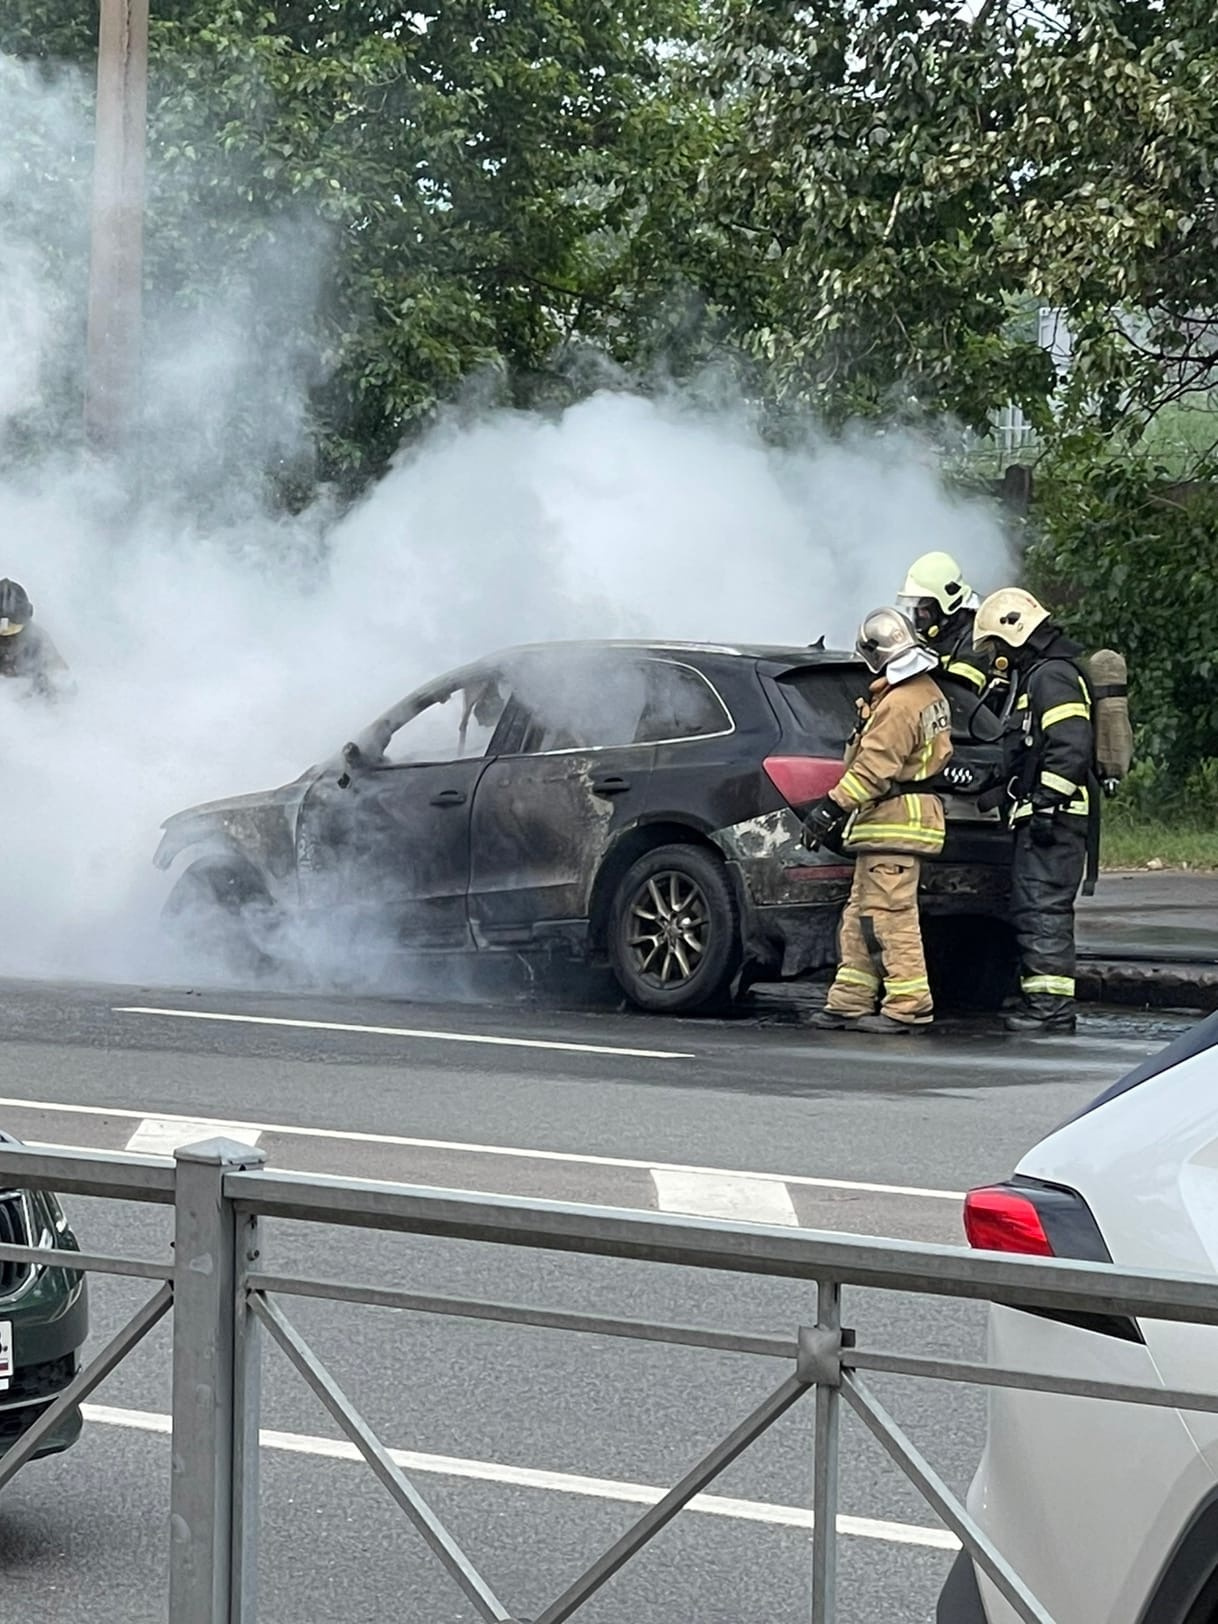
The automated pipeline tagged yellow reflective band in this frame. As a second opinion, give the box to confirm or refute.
[1021,974,1075,997]
[904,793,923,826]
[1014,793,1089,821]
[945,660,985,691]
[845,826,944,849]
[884,976,930,996]
[1043,701,1090,728]
[835,967,880,990]
[1040,771,1077,797]
[836,770,871,806]
[1016,693,1029,710]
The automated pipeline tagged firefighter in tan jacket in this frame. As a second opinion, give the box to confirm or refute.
[803,608,953,1034]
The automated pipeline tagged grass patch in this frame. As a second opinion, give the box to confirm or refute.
[1102,819,1218,872]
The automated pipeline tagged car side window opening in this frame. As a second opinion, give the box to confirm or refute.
[382,678,508,765]
[518,659,649,753]
[517,658,730,754]
[635,661,731,742]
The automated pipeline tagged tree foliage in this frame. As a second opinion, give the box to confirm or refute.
[708,0,1218,439]
[1,0,717,484]
[1029,440,1218,789]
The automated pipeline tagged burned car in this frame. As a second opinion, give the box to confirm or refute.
[156,640,1013,1013]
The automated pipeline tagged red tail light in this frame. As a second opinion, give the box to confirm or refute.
[964,1186,1054,1256]
[763,755,843,807]
[964,1180,1142,1343]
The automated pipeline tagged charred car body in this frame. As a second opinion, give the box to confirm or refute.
[156,640,1013,1012]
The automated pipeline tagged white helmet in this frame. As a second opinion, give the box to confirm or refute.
[973,587,1050,650]
[897,552,976,636]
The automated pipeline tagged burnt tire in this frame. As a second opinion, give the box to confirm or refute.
[162,858,278,980]
[608,844,740,1014]
[924,915,1015,1012]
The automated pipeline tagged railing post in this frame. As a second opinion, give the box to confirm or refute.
[809,1279,843,1624]
[169,1138,266,1624]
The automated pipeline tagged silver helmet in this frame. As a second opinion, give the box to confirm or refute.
[855,606,922,674]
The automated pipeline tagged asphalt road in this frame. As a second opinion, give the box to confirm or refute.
[0,976,1191,1624]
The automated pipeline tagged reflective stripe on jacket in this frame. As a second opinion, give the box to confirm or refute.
[1011,659,1094,822]
[933,614,988,694]
[830,672,954,855]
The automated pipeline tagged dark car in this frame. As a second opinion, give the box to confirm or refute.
[0,1135,88,1462]
[156,640,1013,1012]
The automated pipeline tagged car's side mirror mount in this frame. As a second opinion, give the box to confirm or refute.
[337,740,364,789]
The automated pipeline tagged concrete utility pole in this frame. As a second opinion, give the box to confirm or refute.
[84,0,150,454]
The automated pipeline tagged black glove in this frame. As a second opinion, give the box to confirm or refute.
[1029,806,1057,847]
[804,795,847,844]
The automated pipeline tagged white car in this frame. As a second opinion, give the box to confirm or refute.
[939,1016,1218,1624]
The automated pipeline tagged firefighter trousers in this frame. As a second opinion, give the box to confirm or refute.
[1010,820,1087,1019]
[826,854,933,1024]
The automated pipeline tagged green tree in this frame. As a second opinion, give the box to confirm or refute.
[706,0,1218,441]
[1030,440,1218,791]
[1,0,718,487]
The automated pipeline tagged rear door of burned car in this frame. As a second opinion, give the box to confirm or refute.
[467,650,676,945]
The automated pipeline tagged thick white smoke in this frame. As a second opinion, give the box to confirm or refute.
[0,52,1014,985]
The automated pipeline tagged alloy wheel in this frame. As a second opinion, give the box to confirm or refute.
[625,870,710,987]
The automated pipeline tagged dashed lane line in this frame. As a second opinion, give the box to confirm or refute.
[114,1005,694,1061]
[0,1094,966,1201]
[652,1168,800,1226]
[80,1403,958,1550]
[123,1116,263,1156]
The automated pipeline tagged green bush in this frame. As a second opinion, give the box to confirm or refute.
[1029,437,1218,810]
[1103,759,1218,829]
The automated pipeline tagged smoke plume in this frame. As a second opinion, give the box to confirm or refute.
[0,51,1014,986]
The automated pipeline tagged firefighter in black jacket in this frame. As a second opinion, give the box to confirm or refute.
[897,550,989,697]
[973,588,1096,1034]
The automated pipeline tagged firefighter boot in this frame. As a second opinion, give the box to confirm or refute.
[856,1013,927,1035]
[809,1008,857,1030]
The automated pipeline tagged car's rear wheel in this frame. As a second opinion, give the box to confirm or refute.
[608,844,740,1014]
[162,857,278,980]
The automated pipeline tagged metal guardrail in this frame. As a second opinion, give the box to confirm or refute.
[3,1139,1218,1624]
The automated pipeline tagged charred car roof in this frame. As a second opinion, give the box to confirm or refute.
[490,639,858,668]
[356,640,861,757]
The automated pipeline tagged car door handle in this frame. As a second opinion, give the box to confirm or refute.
[430,789,467,807]
[592,776,631,797]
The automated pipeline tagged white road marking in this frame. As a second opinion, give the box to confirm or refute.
[80,1403,958,1550]
[0,1092,964,1201]
[114,1006,694,1061]
[124,1117,263,1157]
[652,1168,800,1227]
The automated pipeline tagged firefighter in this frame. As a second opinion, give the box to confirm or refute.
[973,587,1095,1034]
[896,550,992,699]
[0,579,71,700]
[803,607,953,1034]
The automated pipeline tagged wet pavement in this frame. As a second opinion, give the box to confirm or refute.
[1080,871,1218,963]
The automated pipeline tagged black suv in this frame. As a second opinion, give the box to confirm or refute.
[0,1136,88,1462]
[157,640,1012,1012]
